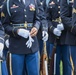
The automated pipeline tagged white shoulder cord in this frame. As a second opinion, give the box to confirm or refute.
[57,0,59,2]
[46,0,50,7]
[7,0,11,16]
[67,0,69,4]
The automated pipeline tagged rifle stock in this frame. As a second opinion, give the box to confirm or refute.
[40,42,48,75]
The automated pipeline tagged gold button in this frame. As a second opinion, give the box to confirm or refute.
[24,9,26,12]
[58,6,60,8]
[51,7,52,8]
[25,15,27,17]
[40,2,43,5]
[14,10,17,12]
[58,11,60,14]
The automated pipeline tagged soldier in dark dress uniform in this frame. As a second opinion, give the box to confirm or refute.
[37,0,48,56]
[47,0,73,75]
[1,0,47,75]
[69,0,76,74]
[60,0,75,75]
[0,0,8,75]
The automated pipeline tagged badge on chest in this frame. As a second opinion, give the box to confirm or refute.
[11,4,19,9]
[29,4,35,11]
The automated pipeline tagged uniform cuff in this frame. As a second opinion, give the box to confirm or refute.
[71,25,76,35]
[12,27,19,37]
[0,37,4,44]
[34,21,40,30]
[41,20,48,31]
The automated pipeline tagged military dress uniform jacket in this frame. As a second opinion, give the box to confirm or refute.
[60,0,76,45]
[47,0,61,44]
[1,0,46,54]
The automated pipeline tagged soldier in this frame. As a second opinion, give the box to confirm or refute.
[69,0,76,74]
[1,0,47,75]
[47,0,73,75]
[37,0,49,55]
[47,0,63,74]
[60,0,74,75]
[0,0,8,75]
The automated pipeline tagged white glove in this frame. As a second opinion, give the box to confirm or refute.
[57,23,64,31]
[53,28,61,36]
[18,29,30,38]
[26,35,34,48]
[0,43,4,58]
[5,39,9,48]
[42,31,48,42]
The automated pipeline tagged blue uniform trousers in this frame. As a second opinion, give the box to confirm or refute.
[49,44,73,75]
[48,44,54,57]
[3,49,8,58]
[10,51,39,75]
[1,60,8,75]
[56,45,73,75]
[69,46,76,73]
[0,49,8,75]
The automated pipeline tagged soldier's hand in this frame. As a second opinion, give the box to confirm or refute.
[42,31,48,42]
[17,29,30,38]
[57,23,64,31]
[26,35,34,48]
[53,28,61,36]
[30,27,38,37]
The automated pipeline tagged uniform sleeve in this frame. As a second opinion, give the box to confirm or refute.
[41,0,48,31]
[1,2,19,37]
[71,0,76,35]
[0,23,4,44]
[60,0,72,31]
[34,0,48,31]
[46,6,54,33]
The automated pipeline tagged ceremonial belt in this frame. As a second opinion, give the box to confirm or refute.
[52,17,61,23]
[13,23,33,28]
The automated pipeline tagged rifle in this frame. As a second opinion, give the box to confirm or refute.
[6,52,12,75]
[40,41,48,75]
[48,38,57,75]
